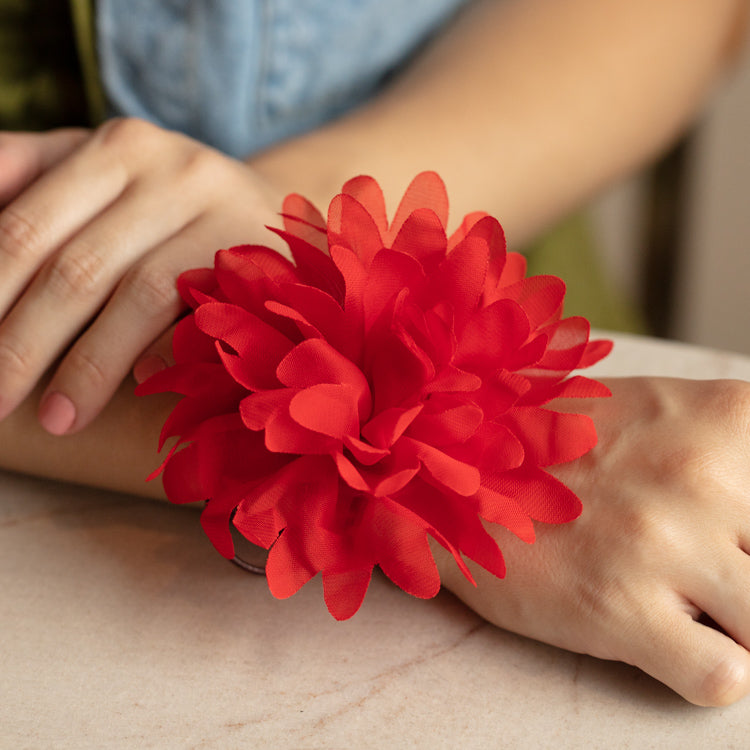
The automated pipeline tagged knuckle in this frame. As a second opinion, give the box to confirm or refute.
[45,249,107,297]
[0,204,44,261]
[0,334,34,379]
[63,346,110,390]
[654,442,709,490]
[702,379,750,422]
[122,263,180,313]
[177,145,223,185]
[723,380,750,433]
[94,117,159,156]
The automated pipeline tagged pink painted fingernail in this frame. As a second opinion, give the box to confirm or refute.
[39,392,77,436]
[133,354,168,384]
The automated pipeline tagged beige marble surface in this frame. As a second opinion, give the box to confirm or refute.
[3,333,750,749]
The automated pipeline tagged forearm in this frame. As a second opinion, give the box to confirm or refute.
[0,379,170,500]
[251,0,747,245]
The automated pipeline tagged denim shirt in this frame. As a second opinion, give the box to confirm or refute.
[96,0,468,158]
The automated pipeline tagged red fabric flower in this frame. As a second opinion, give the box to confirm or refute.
[137,172,612,620]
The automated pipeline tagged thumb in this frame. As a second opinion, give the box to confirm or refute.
[133,325,177,385]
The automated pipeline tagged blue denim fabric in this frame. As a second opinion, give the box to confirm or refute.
[97,0,468,158]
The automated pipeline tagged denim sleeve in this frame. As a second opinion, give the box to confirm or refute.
[97,0,469,158]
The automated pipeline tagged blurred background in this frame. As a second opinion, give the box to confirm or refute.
[592,45,750,355]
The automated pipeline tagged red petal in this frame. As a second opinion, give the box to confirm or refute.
[233,506,282,549]
[334,450,420,497]
[281,193,327,251]
[456,216,507,302]
[505,333,548,371]
[214,246,298,325]
[424,366,482,395]
[522,375,612,405]
[435,235,489,333]
[497,275,566,330]
[265,406,339,455]
[472,369,529,420]
[396,479,505,581]
[283,192,326,229]
[240,389,295,430]
[485,466,583,524]
[579,338,614,367]
[171,315,220,365]
[177,267,219,308]
[162,443,205,504]
[323,568,373,620]
[329,244,366,359]
[387,171,449,243]
[289,383,359,440]
[265,530,317,598]
[497,252,527,288]
[327,193,384,269]
[195,303,294,389]
[366,311,434,413]
[452,422,525,474]
[217,243,297,284]
[236,455,336,520]
[401,437,480,496]
[269,282,352,357]
[276,339,371,420]
[135,361,233,399]
[267,228,345,304]
[455,299,530,372]
[342,175,388,235]
[407,402,483,447]
[333,452,370,492]
[157,387,240,449]
[363,248,425,329]
[361,404,423,449]
[391,208,447,270]
[447,210,489,250]
[198,420,286,491]
[503,406,598,466]
[535,317,591,371]
[475,487,536,543]
[342,435,390,466]
[374,498,441,598]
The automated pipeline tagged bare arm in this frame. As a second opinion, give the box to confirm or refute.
[0,377,170,499]
[252,0,748,245]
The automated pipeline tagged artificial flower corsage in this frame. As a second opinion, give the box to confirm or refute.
[137,172,612,619]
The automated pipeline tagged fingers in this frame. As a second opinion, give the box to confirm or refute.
[0,136,129,321]
[35,219,226,433]
[0,129,89,205]
[622,594,750,706]
[688,544,750,652]
[0,183,194,427]
[0,118,285,434]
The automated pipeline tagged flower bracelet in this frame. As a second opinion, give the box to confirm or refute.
[137,172,612,620]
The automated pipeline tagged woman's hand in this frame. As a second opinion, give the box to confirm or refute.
[436,376,750,706]
[0,119,286,435]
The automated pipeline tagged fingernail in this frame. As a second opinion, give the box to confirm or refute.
[39,392,76,436]
[133,354,168,384]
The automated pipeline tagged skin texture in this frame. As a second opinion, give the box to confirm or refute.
[0,0,748,706]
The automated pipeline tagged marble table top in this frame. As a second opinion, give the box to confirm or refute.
[3,333,750,749]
